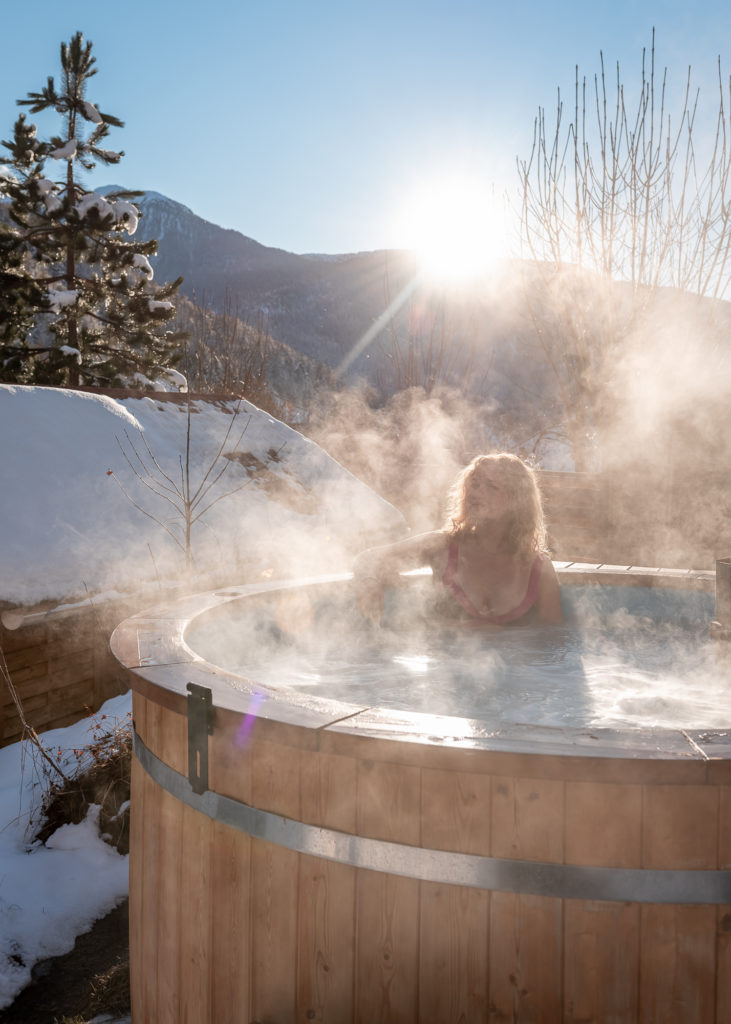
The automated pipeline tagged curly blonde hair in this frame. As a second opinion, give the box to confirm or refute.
[444,453,548,560]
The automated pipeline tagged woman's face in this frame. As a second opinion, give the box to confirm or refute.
[465,463,512,522]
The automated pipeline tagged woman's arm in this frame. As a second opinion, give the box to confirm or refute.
[352,531,446,624]
[535,556,563,624]
[352,531,445,582]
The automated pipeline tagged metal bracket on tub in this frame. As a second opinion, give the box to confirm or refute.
[186,683,214,794]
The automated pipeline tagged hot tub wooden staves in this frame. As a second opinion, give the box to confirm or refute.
[111,571,731,1024]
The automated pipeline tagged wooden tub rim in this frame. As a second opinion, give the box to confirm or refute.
[109,565,728,766]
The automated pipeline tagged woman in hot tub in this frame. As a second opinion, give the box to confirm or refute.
[352,452,563,627]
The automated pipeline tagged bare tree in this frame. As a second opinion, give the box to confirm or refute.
[175,292,313,422]
[376,259,491,398]
[517,30,731,467]
[109,396,252,573]
[379,291,480,395]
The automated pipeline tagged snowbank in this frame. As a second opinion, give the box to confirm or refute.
[0,692,132,1010]
[0,385,406,606]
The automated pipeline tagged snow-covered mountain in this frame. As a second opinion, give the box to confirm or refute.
[98,185,408,374]
[98,186,545,406]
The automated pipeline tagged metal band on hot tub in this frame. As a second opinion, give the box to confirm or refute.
[133,729,731,905]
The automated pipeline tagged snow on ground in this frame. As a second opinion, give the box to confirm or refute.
[0,385,406,607]
[0,692,132,1011]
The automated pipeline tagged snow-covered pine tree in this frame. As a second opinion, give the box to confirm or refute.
[0,31,187,388]
[0,203,46,369]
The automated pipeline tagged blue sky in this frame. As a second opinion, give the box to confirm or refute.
[1,0,730,254]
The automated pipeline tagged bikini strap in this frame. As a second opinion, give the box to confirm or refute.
[442,546,545,624]
[444,538,459,579]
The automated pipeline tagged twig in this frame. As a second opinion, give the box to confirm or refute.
[0,645,70,783]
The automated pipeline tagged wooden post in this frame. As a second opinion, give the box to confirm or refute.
[716,559,731,624]
[711,558,731,641]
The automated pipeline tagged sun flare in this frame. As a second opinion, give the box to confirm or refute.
[399,176,508,283]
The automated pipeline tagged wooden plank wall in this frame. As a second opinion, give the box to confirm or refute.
[539,468,730,570]
[537,471,606,563]
[0,601,135,748]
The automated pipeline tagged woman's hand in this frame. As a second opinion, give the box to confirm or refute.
[353,575,384,625]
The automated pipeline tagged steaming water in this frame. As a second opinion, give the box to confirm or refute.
[186,583,730,732]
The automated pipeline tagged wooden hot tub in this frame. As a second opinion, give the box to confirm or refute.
[110,566,731,1023]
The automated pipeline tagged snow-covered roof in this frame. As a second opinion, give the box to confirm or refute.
[0,385,405,607]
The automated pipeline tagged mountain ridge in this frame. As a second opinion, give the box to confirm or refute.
[98,184,432,377]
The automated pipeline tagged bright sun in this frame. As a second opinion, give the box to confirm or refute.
[399,176,508,283]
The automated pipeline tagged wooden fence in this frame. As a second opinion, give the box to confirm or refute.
[539,469,729,570]
[538,471,606,563]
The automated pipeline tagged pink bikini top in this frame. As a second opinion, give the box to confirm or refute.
[442,541,544,625]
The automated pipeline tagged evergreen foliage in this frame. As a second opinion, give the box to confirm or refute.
[0,31,187,387]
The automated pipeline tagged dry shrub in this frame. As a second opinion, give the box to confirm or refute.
[35,709,132,855]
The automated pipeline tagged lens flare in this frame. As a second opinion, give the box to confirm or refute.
[398,175,508,282]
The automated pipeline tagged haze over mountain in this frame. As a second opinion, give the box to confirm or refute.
[100,187,406,371]
[98,186,550,424]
